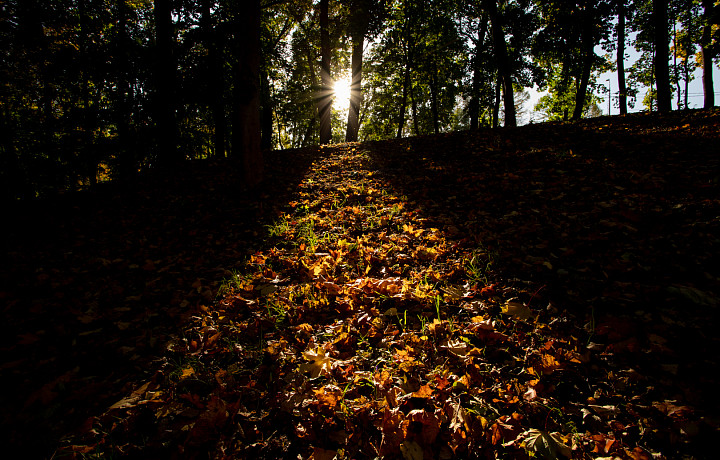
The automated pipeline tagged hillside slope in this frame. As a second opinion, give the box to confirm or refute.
[2,109,719,458]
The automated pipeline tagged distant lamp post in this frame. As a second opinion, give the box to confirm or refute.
[606,79,611,116]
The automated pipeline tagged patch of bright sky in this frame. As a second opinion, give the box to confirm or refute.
[524,36,720,125]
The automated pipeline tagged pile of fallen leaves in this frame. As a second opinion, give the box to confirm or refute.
[4,110,720,459]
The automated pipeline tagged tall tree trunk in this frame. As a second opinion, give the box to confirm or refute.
[484,0,515,127]
[318,0,332,144]
[470,16,488,130]
[429,62,440,134]
[492,73,501,128]
[154,0,178,166]
[683,57,690,109]
[469,58,481,129]
[345,31,363,142]
[673,21,682,109]
[304,44,320,145]
[573,29,594,120]
[653,0,672,112]
[302,120,314,147]
[116,0,135,179]
[78,0,97,185]
[617,0,628,115]
[701,0,715,108]
[201,0,226,157]
[397,63,409,138]
[260,68,274,150]
[231,0,263,187]
[409,73,419,135]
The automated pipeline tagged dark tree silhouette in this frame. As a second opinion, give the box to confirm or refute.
[653,0,672,112]
[154,0,179,165]
[701,0,716,108]
[484,0,515,127]
[319,0,333,144]
[617,0,628,115]
[232,0,263,186]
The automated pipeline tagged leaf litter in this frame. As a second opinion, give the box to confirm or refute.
[2,110,720,458]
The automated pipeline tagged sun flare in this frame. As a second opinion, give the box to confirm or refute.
[333,75,352,109]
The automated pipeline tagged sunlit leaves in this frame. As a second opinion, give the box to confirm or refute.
[299,348,337,378]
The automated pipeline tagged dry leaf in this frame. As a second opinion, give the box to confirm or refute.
[502,301,532,321]
[299,348,336,378]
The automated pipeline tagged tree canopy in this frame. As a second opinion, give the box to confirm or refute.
[1,0,718,200]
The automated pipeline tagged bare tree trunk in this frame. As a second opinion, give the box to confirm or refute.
[305,45,320,145]
[201,0,226,157]
[673,21,682,109]
[345,31,363,142]
[154,0,178,165]
[318,0,332,144]
[492,74,500,128]
[470,16,488,130]
[409,75,419,135]
[260,68,274,151]
[617,0,628,115]
[653,0,672,112]
[683,57,690,109]
[397,62,409,138]
[430,62,440,134]
[116,0,135,178]
[231,0,263,187]
[78,0,98,186]
[573,30,594,120]
[484,0,515,127]
[701,0,715,108]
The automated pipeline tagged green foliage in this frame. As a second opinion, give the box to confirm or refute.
[532,0,615,119]
[360,0,468,140]
[1,0,714,200]
[535,64,604,121]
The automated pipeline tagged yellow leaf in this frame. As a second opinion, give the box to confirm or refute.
[299,348,336,378]
[180,367,195,380]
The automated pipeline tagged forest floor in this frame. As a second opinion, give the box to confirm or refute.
[2,109,720,459]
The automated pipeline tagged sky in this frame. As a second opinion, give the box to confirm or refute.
[524,42,720,125]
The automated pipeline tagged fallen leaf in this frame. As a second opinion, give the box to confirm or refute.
[299,348,336,378]
[521,429,571,459]
[502,301,532,321]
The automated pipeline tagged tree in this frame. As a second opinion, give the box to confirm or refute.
[115,0,135,178]
[671,0,700,110]
[459,10,491,129]
[154,0,179,165]
[617,0,630,114]
[484,0,516,127]
[700,0,718,107]
[319,0,333,144]
[533,0,614,121]
[231,0,263,186]
[201,0,227,157]
[535,62,604,120]
[360,0,465,139]
[344,0,385,142]
[653,0,672,112]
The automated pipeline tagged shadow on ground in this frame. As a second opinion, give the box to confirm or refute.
[363,110,720,414]
[0,147,325,457]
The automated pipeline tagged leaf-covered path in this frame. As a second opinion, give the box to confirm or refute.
[2,110,720,459]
